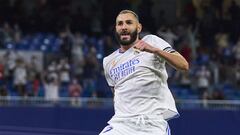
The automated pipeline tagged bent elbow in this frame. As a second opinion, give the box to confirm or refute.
[176,60,189,71]
[181,61,189,71]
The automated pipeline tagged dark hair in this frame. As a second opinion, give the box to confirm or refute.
[118,10,139,22]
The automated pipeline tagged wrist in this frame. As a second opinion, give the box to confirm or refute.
[153,48,161,55]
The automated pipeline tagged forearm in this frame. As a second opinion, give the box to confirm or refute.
[133,39,189,71]
[153,49,189,71]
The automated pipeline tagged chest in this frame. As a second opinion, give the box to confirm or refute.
[107,51,164,82]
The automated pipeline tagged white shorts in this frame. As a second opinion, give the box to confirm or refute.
[99,115,171,135]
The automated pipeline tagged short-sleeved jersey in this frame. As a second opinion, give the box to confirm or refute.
[103,34,179,120]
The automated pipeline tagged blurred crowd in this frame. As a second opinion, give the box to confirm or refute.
[0,0,239,101]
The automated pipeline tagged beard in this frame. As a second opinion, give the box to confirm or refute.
[115,29,138,46]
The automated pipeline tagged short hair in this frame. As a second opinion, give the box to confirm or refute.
[117,10,139,22]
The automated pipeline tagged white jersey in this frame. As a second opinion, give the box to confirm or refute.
[103,34,179,120]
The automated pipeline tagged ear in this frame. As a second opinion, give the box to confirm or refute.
[137,23,142,33]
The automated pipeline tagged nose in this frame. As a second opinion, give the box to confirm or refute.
[120,23,128,30]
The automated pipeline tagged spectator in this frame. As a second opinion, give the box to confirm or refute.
[196,65,211,95]
[42,73,59,103]
[0,85,7,97]
[180,41,192,63]
[0,57,5,90]
[83,46,100,79]
[187,24,199,60]
[28,55,40,96]
[2,22,14,43]
[235,64,240,89]
[3,50,18,82]
[72,32,85,77]
[13,58,27,96]
[179,72,191,89]
[59,26,74,61]
[0,58,7,97]
[157,26,178,47]
[47,61,58,81]
[32,74,40,97]
[233,38,240,63]
[57,58,71,88]
[69,78,83,106]
[211,90,224,100]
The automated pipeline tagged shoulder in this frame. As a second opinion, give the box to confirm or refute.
[103,49,118,66]
[142,34,172,49]
[142,34,169,45]
[142,34,164,41]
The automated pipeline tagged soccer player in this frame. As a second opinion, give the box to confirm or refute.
[99,10,189,135]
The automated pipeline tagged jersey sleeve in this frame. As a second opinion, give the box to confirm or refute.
[103,57,115,87]
[142,35,176,53]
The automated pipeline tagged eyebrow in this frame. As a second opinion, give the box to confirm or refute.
[116,19,134,24]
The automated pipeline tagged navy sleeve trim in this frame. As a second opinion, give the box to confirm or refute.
[163,47,176,53]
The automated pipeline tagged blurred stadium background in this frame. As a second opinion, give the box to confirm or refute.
[0,0,239,135]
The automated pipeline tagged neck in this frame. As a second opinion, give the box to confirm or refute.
[120,39,139,52]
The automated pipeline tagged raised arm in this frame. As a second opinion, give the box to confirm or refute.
[134,40,189,71]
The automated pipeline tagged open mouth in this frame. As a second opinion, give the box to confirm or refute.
[120,33,131,40]
[121,35,130,39]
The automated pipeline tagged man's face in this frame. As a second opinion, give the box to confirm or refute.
[115,13,141,46]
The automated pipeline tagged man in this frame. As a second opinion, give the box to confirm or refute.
[99,10,189,135]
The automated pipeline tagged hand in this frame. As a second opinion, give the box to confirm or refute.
[133,40,157,53]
